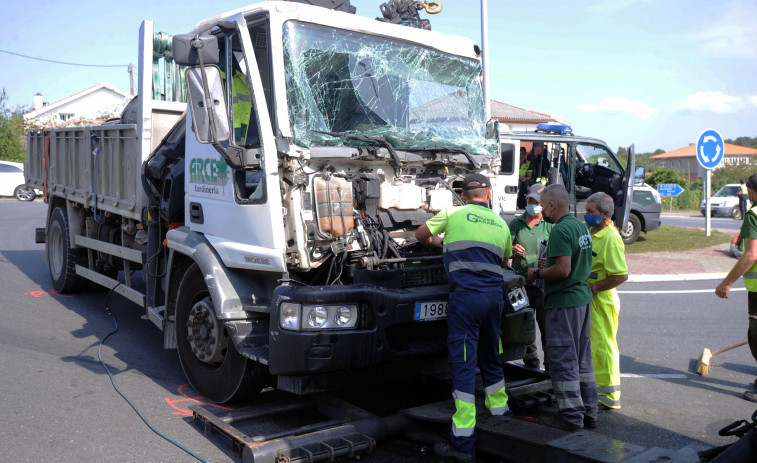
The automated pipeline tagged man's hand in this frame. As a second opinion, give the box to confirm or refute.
[526,267,537,282]
[430,236,443,247]
[513,244,525,256]
[715,281,731,299]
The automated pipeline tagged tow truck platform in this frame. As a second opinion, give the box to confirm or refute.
[187,362,731,463]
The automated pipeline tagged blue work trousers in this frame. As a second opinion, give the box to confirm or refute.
[447,290,505,454]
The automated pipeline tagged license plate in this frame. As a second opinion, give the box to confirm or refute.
[414,301,448,321]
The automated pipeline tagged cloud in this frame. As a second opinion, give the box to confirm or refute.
[584,0,650,14]
[687,6,757,58]
[750,95,757,108]
[574,97,655,120]
[670,91,744,113]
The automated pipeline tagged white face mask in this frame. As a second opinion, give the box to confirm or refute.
[526,204,542,216]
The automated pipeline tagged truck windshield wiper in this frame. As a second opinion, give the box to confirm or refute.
[416,146,480,169]
[310,130,402,167]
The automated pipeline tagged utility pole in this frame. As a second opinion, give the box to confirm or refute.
[128,63,134,95]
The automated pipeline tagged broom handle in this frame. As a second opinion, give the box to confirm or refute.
[712,341,749,356]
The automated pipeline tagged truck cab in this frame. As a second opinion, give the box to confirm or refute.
[496,123,641,241]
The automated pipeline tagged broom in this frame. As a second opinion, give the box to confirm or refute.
[696,341,748,376]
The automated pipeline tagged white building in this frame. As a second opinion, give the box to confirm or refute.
[24,82,133,127]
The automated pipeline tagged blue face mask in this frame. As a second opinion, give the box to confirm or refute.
[525,204,542,216]
[584,213,603,228]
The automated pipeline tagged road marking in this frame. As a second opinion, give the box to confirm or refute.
[619,288,746,294]
[628,273,728,283]
[620,373,688,379]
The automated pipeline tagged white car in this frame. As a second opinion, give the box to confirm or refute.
[0,160,36,201]
[700,184,748,219]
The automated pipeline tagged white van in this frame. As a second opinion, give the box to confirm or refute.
[0,161,36,201]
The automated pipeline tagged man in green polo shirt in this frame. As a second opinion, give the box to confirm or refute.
[716,173,757,401]
[526,184,598,430]
[509,183,553,369]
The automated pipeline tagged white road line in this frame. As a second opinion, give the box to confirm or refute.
[619,288,746,294]
[620,373,688,379]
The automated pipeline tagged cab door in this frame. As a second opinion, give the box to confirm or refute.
[493,140,519,218]
[613,144,636,231]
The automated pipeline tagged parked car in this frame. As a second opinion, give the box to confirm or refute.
[700,184,747,219]
[0,160,36,201]
[621,182,662,245]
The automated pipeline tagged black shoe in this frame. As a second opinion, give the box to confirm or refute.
[753,378,757,388]
[584,417,597,429]
[539,416,582,431]
[524,358,540,368]
[433,442,475,463]
[744,390,757,403]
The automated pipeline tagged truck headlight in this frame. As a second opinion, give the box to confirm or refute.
[507,287,529,311]
[307,306,328,328]
[279,303,359,331]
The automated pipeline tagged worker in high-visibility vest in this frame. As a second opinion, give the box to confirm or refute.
[584,192,628,410]
[416,173,513,463]
[222,51,259,145]
[716,173,757,402]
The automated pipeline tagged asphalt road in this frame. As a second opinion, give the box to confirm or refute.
[2,199,757,462]
[661,212,743,233]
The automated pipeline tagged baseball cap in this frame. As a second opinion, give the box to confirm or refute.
[462,173,490,190]
[526,183,545,202]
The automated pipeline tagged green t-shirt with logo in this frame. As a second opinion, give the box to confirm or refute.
[508,214,553,285]
[544,213,593,309]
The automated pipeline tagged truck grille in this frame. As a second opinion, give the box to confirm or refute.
[386,320,447,352]
[400,267,447,289]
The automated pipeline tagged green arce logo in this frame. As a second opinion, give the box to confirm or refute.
[189,158,229,186]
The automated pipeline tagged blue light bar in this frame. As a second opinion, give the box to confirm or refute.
[536,123,573,135]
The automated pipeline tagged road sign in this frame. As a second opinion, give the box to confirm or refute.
[696,129,724,170]
[657,183,684,197]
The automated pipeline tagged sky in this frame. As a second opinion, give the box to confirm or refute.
[2,0,756,153]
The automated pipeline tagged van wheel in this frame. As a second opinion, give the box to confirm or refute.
[731,206,742,220]
[621,214,642,245]
[175,263,266,403]
[14,185,35,201]
[48,207,88,293]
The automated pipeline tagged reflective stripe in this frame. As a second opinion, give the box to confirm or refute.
[444,240,505,260]
[557,396,585,409]
[598,397,620,407]
[453,390,475,404]
[580,372,597,383]
[232,93,252,103]
[598,385,619,394]
[553,380,580,393]
[485,380,506,396]
[452,423,475,437]
[488,406,510,416]
[448,261,505,276]
[744,273,757,279]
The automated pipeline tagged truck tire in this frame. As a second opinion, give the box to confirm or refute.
[621,213,641,245]
[48,207,88,293]
[175,263,265,403]
[13,185,35,201]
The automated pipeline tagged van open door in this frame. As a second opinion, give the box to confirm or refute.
[614,144,636,231]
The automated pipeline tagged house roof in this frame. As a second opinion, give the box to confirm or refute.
[24,82,132,118]
[490,99,554,123]
[650,143,757,159]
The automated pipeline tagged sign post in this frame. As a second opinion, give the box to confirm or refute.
[696,129,725,237]
[657,183,684,212]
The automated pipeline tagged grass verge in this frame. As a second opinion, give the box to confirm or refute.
[626,225,733,254]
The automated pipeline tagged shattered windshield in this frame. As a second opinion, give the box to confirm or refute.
[283,21,495,156]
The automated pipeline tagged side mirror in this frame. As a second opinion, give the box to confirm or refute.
[186,65,230,144]
[634,166,645,185]
[173,34,219,66]
[486,119,500,141]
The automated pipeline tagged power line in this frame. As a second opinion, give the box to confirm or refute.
[0,49,129,68]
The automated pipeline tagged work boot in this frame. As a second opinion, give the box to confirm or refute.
[743,390,757,403]
[433,442,474,463]
[583,417,598,429]
[524,358,540,369]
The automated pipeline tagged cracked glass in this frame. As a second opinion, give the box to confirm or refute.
[283,21,496,157]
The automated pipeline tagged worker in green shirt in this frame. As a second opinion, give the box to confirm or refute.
[509,183,553,369]
[585,192,628,410]
[739,178,748,219]
[526,184,598,430]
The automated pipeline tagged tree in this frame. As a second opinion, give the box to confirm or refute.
[0,89,28,162]
[712,159,757,192]
[646,167,687,188]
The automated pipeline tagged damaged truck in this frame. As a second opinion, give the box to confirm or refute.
[25,0,533,403]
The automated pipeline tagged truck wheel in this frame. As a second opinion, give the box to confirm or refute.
[731,206,742,220]
[175,263,265,403]
[48,207,88,293]
[621,213,641,245]
[14,185,35,201]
